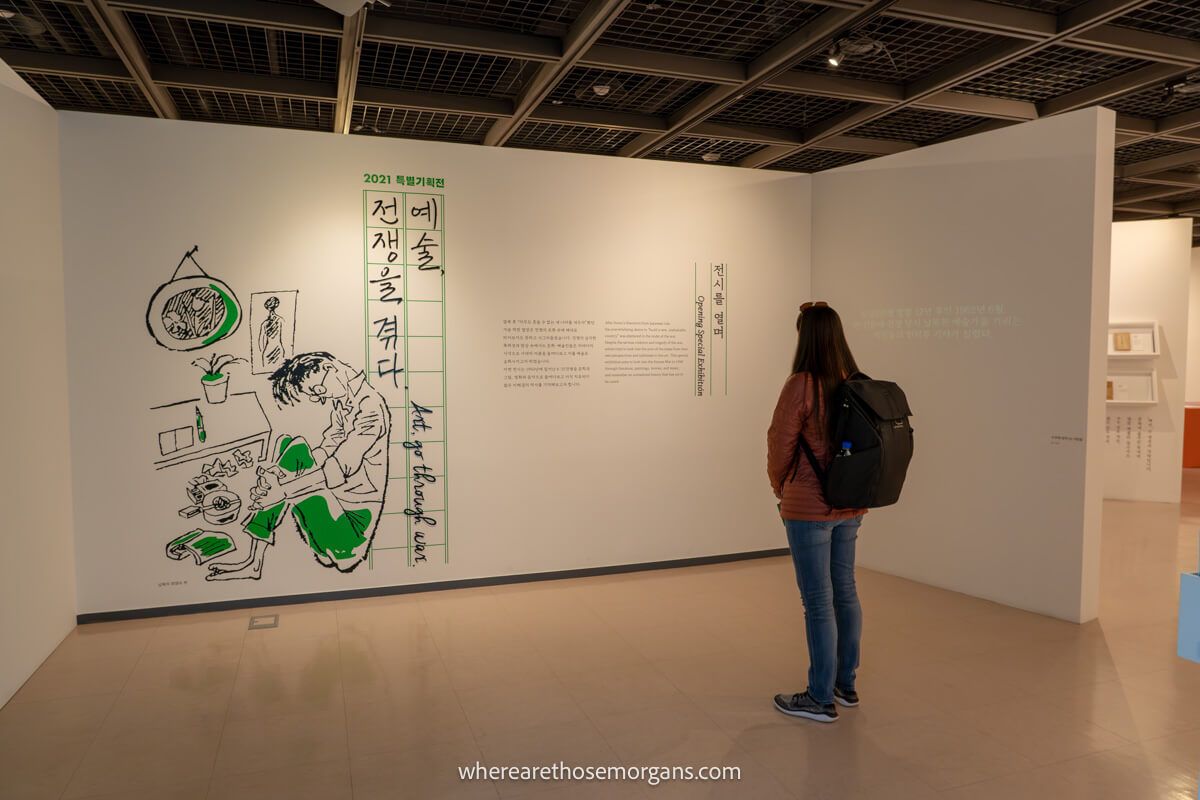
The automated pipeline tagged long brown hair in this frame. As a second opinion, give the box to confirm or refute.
[791,304,859,435]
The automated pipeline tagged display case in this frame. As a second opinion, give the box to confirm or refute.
[1107,321,1159,358]
[1106,370,1158,405]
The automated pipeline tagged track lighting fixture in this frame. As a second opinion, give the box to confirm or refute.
[825,35,887,70]
[1166,73,1200,98]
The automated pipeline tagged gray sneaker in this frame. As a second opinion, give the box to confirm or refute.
[773,691,838,723]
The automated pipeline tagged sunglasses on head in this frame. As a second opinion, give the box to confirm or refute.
[800,301,828,312]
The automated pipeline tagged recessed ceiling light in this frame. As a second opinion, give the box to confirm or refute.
[646,2,666,9]
[550,99,563,105]
[576,80,623,101]
[701,152,721,162]
[0,8,46,34]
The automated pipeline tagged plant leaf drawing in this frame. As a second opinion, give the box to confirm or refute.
[192,353,246,381]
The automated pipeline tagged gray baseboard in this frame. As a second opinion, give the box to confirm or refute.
[77,547,790,624]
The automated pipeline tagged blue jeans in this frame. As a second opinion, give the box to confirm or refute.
[784,517,864,705]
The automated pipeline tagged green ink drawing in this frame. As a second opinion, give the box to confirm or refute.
[145,246,243,352]
[201,283,241,346]
[194,405,206,443]
[194,536,233,557]
[192,352,245,404]
[292,495,374,562]
[275,435,316,474]
[244,500,287,542]
[204,353,390,581]
[166,529,236,565]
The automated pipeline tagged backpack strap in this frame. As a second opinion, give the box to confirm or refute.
[829,392,852,457]
[787,433,836,515]
[827,371,868,454]
[787,432,826,484]
[784,371,863,486]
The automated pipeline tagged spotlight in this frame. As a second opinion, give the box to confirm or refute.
[591,84,612,97]
[826,36,886,70]
[1167,73,1200,97]
[701,152,721,162]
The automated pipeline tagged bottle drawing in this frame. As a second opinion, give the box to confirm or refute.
[195,405,207,444]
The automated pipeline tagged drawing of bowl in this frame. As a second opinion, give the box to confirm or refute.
[202,489,242,525]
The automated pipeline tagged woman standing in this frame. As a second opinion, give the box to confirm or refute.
[767,302,866,723]
[258,296,288,369]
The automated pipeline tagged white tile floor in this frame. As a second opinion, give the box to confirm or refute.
[2,477,1198,799]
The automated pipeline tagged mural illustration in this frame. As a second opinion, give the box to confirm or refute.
[192,352,246,404]
[146,246,243,351]
[250,290,297,374]
[166,529,237,565]
[204,353,392,580]
[150,180,449,591]
[151,392,271,471]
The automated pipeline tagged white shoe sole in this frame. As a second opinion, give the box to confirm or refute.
[834,696,859,708]
[773,700,838,723]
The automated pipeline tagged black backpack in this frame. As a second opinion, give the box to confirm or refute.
[789,373,914,509]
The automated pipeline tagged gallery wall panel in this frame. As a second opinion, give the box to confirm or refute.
[0,81,77,704]
[1106,219,1192,503]
[58,113,811,615]
[812,108,1114,623]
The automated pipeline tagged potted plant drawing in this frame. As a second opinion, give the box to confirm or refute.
[193,352,246,404]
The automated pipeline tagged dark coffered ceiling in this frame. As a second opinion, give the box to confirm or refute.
[3,0,1199,243]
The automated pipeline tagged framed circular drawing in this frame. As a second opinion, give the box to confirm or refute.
[146,247,242,351]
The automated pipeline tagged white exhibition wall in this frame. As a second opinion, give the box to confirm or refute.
[0,82,78,704]
[1187,248,1200,404]
[35,103,1113,627]
[812,108,1114,622]
[1106,220,1192,503]
[59,113,812,615]
[0,58,45,103]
